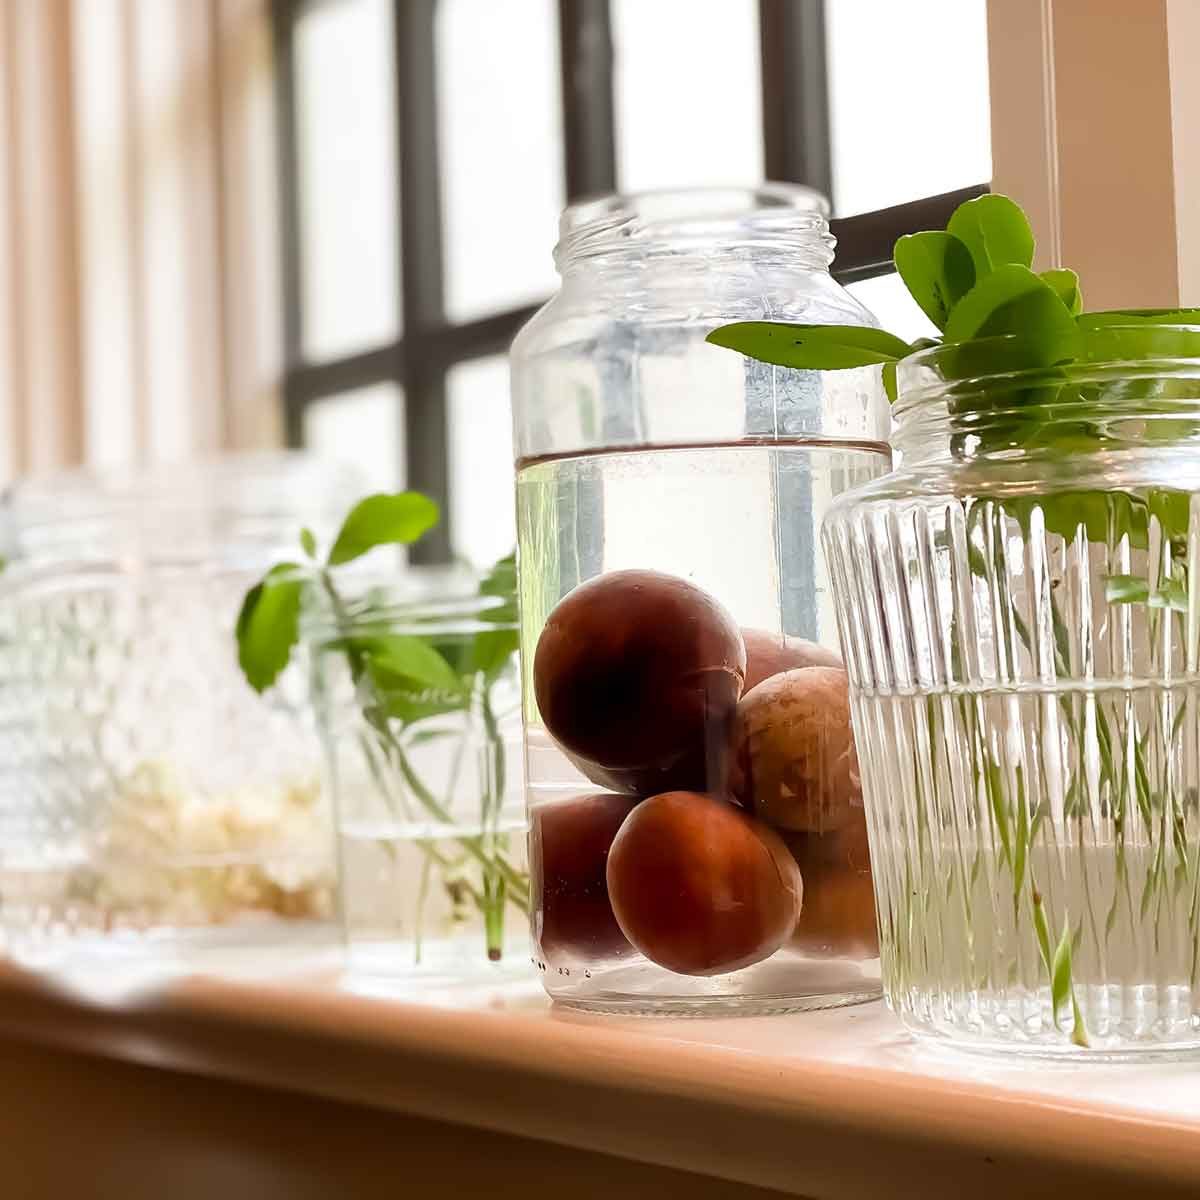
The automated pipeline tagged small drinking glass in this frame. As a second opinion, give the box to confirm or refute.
[309,585,528,979]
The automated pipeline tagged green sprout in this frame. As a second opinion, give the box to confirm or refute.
[235,492,527,962]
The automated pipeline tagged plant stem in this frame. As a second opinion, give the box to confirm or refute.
[322,570,529,936]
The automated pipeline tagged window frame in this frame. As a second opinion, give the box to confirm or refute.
[272,0,987,563]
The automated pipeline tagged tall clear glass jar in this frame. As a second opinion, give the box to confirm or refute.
[510,186,891,1013]
[0,454,358,967]
[823,327,1200,1056]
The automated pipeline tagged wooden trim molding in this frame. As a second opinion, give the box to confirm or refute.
[988,0,1200,308]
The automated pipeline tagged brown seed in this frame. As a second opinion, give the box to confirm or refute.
[729,667,860,833]
[741,628,842,693]
[786,815,879,958]
[532,792,638,960]
[606,791,803,976]
[533,570,746,795]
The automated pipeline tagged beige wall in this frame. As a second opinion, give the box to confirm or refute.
[989,0,1200,310]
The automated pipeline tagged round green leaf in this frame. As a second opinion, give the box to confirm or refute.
[946,194,1035,277]
[944,264,1080,367]
[1039,268,1082,316]
[893,231,975,330]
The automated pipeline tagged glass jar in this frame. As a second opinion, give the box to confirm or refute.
[510,186,891,1013]
[308,583,527,981]
[823,326,1200,1056]
[0,454,358,965]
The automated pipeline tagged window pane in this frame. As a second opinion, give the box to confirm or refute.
[827,0,991,216]
[447,356,515,569]
[303,382,403,493]
[848,273,938,344]
[294,0,399,361]
[437,0,563,322]
[614,0,762,192]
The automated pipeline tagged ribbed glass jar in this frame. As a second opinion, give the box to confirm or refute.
[823,326,1200,1056]
[0,454,359,965]
[511,186,890,1014]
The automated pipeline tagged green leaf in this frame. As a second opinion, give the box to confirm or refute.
[1106,573,1188,612]
[1106,574,1150,605]
[366,634,464,694]
[1151,580,1189,613]
[478,551,518,623]
[706,322,911,370]
[1148,488,1191,544]
[1051,914,1074,1024]
[1079,307,1200,328]
[945,193,1035,277]
[235,563,305,693]
[893,231,975,329]
[300,527,318,559]
[327,492,440,566]
[944,264,1080,367]
[1039,268,1082,316]
[1032,890,1053,968]
[881,359,898,403]
[466,627,520,683]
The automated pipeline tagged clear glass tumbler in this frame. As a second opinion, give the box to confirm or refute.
[823,326,1200,1056]
[309,585,528,979]
[511,186,891,1013]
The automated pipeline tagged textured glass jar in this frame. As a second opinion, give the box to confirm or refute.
[308,587,527,980]
[823,327,1200,1056]
[0,454,357,964]
[511,186,891,1013]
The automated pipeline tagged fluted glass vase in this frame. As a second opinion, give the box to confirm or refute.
[823,326,1200,1057]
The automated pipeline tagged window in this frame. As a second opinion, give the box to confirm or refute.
[272,0,990,566]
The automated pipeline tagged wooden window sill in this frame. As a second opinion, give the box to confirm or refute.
[0,952,1197,1198]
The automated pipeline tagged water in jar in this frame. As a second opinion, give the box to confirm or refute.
[518,436,889,1013]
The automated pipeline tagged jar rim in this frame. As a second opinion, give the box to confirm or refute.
[554,184,833,269]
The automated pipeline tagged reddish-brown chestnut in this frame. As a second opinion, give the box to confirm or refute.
[533,571,746,795]
[729,666,860,833]
[532,792,638,960]
[606,791,803,976]
[741,628,842,693]
[787,815,879,958]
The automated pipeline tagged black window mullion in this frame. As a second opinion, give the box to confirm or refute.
[759,0,832,202]
[394,0,450,563]
[558,0,617,199]
[830,184,989,284]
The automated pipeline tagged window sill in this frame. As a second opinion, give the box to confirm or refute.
[0,952,1197,1197]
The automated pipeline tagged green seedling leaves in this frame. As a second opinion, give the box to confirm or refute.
[893,231,975,329]
[1039,268,1082,316]
[328,492,440,566]
[946,193,1035,277]
[944,265,1080,368]
[236,562,306,693]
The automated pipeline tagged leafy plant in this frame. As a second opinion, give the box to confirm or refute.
[707,192,1200,408]
[710,193,1200,1048]
[236,492,527,961]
